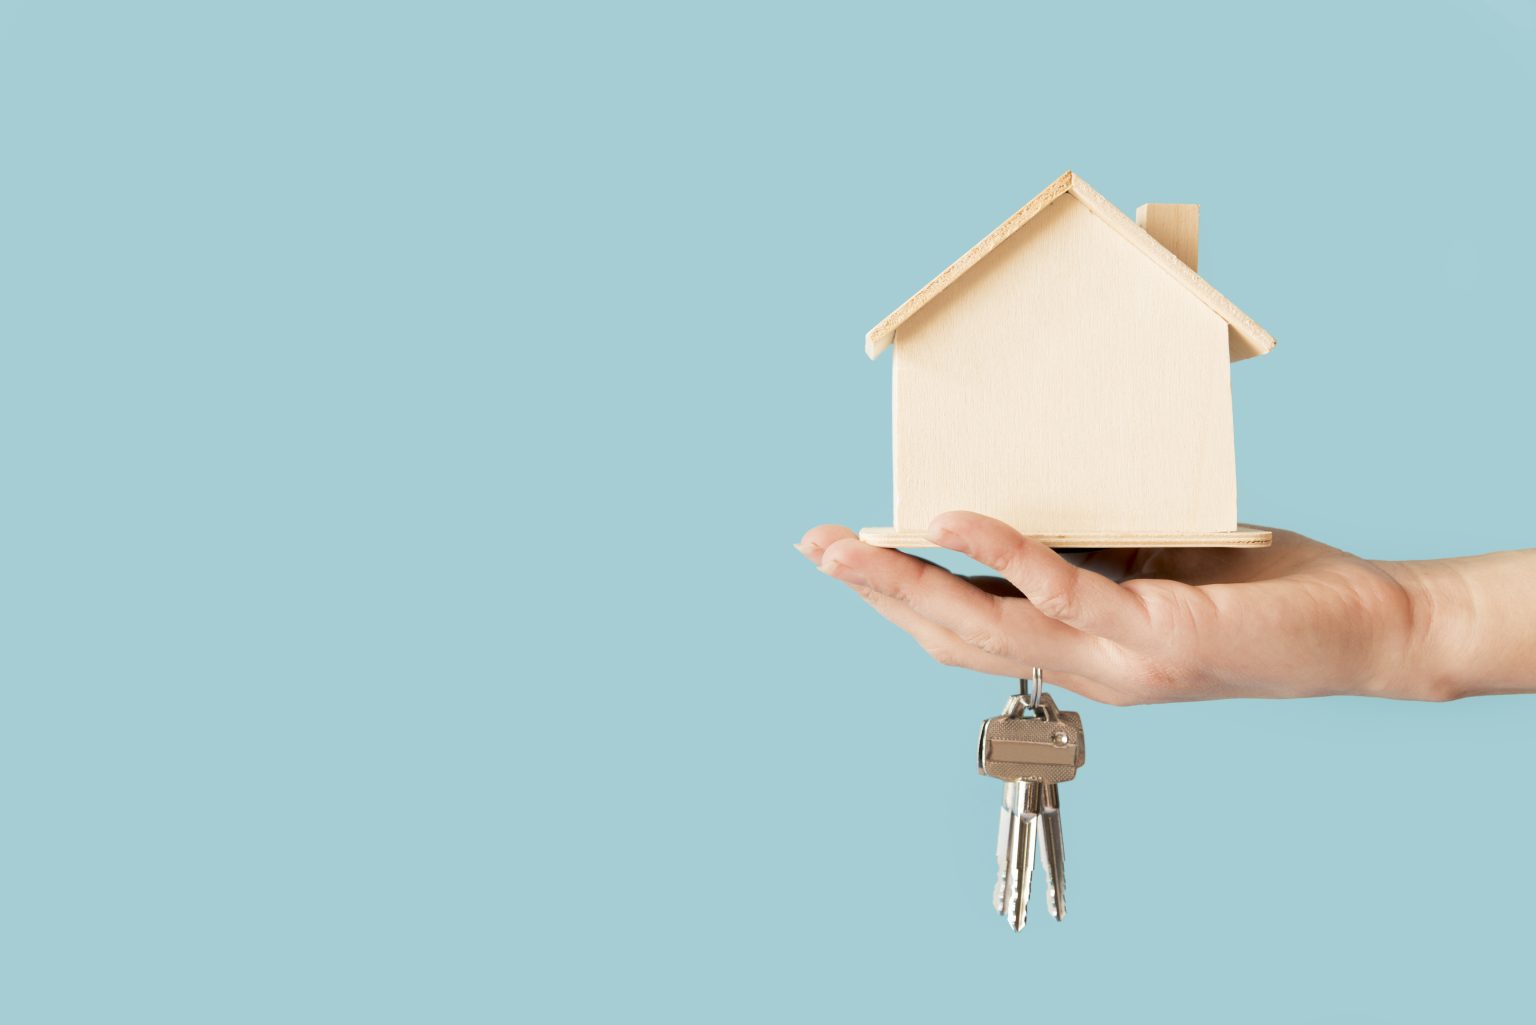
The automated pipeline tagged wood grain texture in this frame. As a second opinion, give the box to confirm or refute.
[858,526,1273,549]
[865,171,1275,363]
[890,193,1238,536]
[1136,203,1199,271]
[864,171,1074,359]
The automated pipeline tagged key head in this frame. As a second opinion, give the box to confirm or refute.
[1026,691,1086,763]
[979,715,1083,782]
[977,692,1086,783]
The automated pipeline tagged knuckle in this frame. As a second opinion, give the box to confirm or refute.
[883,565,921,604]
[1033,574,1080,622]
[979,634,1008,658]
[894,559,946,605]
[957,624,1004,657]
[991,540,1029,577]
[955,605,1010,656]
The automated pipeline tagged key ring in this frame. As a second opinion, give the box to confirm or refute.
[1019,667,1044,714]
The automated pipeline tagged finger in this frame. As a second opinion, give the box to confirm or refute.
[801,531,1136,704]
[836,578,1125,704]
[819,538,1101,674]
[801,533,1002,664]
[840,579,1033,677]
[802,536,1026,669]
[795,525,856,567]
[928,512,1152,642]
[800,525,951,575]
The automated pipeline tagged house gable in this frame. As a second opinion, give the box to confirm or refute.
[866,171,1275,363]
[890,191,1237,534]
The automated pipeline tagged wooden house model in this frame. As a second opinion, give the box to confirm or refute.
[859,170,1275,549]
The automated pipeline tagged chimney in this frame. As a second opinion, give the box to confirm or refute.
[1135,203,1199,272]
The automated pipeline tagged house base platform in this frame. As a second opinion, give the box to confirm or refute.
[858,526,1273,550]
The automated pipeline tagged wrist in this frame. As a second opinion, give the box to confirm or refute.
[1377,559,1472,702]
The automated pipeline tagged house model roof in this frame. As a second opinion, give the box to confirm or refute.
[864,170,1277,362]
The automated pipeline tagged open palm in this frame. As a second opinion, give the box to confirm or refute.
[798,512,1431,704]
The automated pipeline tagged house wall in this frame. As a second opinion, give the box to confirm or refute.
[891,193,1236,534]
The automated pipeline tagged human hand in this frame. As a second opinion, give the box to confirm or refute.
[796,512,1470,704]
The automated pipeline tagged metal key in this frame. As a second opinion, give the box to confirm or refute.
[987,689,1025,919]
[979,670,1085,930]
[984,685,1044,931]
[994,776,1041,930]
[1034,693,1070,922]
[992,779,1027,921]
[1040,781,1066,921]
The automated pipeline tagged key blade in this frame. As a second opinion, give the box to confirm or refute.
[999,809,1021,922]
[993,789,1015,915]
[1011,814,1038,932]
[1002,813,1023,930]
[1040,784,1066,921]
[1001,786,1024,929]
[1003,782,1042,932]
[1041,813,1065,921]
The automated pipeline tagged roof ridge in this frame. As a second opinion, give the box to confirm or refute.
[863,171,1276,363]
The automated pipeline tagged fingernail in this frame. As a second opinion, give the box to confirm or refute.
[793,542,819,558]
[926,525,964,552]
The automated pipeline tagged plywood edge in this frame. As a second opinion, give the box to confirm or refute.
[1066,177,1276,361]
[1135,202,1198,272]
[864,170,1076,359]
[858,526,1274,549]
[863,171,1278,363]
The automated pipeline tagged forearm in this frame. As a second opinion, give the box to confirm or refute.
[1387,550,1536,700]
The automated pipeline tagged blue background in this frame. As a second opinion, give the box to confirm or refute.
[3,1,1534,1021]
